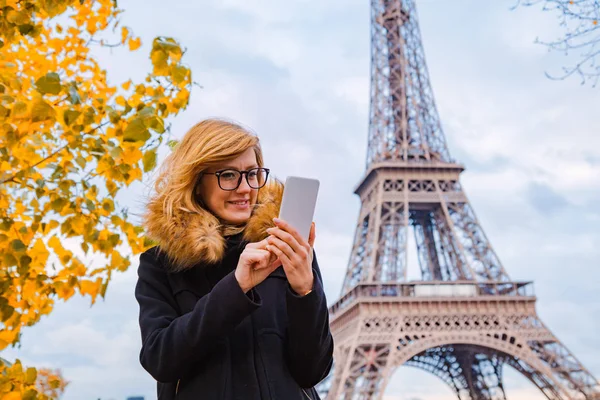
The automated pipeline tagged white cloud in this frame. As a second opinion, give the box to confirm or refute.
[4,0,599,398]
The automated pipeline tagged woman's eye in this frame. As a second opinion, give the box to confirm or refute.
[248,171,258,179]
[221,172,238,180]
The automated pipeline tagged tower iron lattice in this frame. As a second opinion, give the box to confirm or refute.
[317,1,600,399]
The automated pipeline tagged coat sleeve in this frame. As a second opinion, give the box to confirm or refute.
[135,248,262,382]
[284,250,334,388]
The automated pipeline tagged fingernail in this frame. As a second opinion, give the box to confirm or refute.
[273,217,281,223]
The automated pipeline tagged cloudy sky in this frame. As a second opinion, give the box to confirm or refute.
[4,0,600,399]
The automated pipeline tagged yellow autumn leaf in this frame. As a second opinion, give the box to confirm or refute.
[121,26,129,44]
[21,280,37,302]
[0,0,191,395]
[2,392,21,400]
[79,278,102,300]
[48,236,73,264]
[121,146,143,165]
[110,250,130,272]
[129,37,142,51]
[44,220,60,234]
[70,215,86,235]
[125,166,143,185]
[71,259,87,277]
[0,329,19,351]
[55,282,76,300]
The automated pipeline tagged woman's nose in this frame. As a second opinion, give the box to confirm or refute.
[236,176,252,193]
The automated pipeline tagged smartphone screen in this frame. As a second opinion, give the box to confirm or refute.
[278,176,320,241]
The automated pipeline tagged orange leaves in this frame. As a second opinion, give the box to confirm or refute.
[1,0,192,396]
[79,277,103,303]
[47,236,72,265]
[129,37,142,51]
[121,26,141,50]
[36,367,68,398]
[29,98,56,122]
[0,329,19,351]
[30,238,50,269]
[110,250,130,272]
[121,26,130,44]
[121,145,143,165]
[0,361,68,398]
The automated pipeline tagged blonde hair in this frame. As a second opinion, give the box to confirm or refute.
[148,118,264,235]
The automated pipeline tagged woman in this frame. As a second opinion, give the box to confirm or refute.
[135,119,334,399]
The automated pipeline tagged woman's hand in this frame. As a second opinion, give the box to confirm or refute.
[235,239,281,294]
[266,218,316,296]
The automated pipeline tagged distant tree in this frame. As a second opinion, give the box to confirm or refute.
[515,0,600,86]
[0,0,192,397]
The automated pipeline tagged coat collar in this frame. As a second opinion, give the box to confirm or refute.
[144,180,283,272]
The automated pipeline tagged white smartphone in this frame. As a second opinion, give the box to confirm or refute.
[278,176,320,241]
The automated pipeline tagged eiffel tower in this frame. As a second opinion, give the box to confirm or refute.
[317,1,600,399]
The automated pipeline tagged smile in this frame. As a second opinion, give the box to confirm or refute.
[228,200,249,208]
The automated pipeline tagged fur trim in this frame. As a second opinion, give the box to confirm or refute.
[144,179,283,271]
[243,179,284,244]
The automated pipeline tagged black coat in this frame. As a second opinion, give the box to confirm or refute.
[135,233,334,399]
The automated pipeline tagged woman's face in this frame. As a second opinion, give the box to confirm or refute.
[198,148,260,225]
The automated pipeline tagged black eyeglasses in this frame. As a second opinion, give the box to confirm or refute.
[202,167,270,191]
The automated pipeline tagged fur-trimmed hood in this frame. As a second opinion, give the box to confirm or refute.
[144,180,284,271]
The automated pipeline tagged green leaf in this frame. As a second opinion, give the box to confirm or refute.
[138,106,155,118]
[167,139,179,149]
[0,105,8,118]
[12,101,28,117]
[85,199,95,211]
[0,219,14,231]
[25,367,37,384]
[18,24,34,35]
[123,117,150,143]
[83,106,95,125]
[110,146,123,159]
[35,72,62,95]
[0,302,15,321]
[2,253,17,267]
[153,37,181,54]
[106,180,118,197]
[75,155,86,168]
[64,109,81,126]
[20,255,32,268]
[51,197,67,212]
[142,149,157,172]
[108,108,120,124]
[149,116,165,133]
[11,239,26,252]
[23,389,37,400]
[31,99,56,122]
[171,65,188,84]
[69,85,81,105]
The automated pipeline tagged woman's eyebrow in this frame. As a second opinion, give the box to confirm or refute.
[220,164,259,170]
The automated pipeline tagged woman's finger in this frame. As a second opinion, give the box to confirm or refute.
[273,218,309,249]
[308,222,316,247]
[266,242,292,267]
[267,235,298,263]
[244,248,271,269]
[266,226,303,254]
[245,238,269,250]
